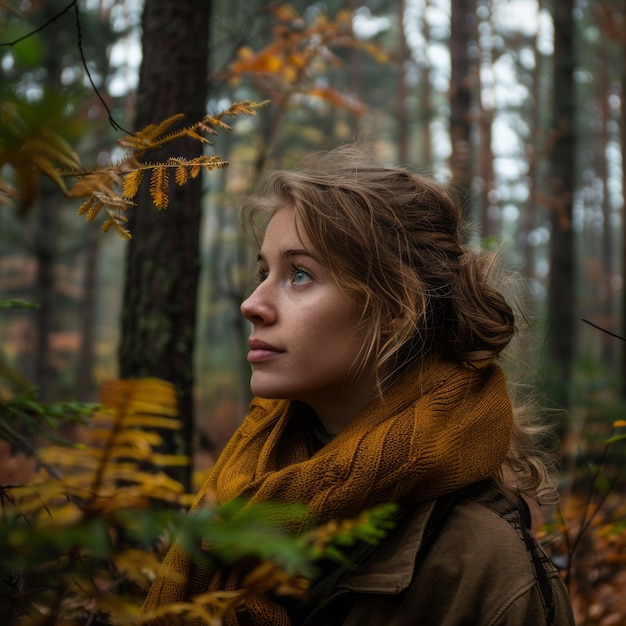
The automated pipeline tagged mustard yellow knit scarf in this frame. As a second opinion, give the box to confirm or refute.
[142,360,513,625]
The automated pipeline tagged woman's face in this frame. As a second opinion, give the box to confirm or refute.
[240,207,377,433]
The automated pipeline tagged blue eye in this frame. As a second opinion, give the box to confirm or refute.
[291,266,312,284]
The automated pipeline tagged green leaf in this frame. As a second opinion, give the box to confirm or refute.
[2,22,42,71]
[12,36,43,67]
[0,298,40,309]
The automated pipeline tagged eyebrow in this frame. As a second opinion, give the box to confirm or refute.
[257,248,320,263]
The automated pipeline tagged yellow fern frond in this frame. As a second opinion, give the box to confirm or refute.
[121,169,144,199]
[93,190,134,210]
[77,188,133,234]
[27,132,81,171]
[200,115,233,132]
[77,195,100,220]
[183,129,211,144]
[175,163,189,186]
[31,155,69,192]
[143,113,186,140]
[219,99,270,118]
[102,217,132,239]
[67,168,123,198]
[102,206,131,238]
[201,155,229,170]
[118,114,186,152]
[150,166,169,209]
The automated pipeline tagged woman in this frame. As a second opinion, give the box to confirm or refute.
[142,146,574,625]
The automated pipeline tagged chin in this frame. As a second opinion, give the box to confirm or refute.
[250,379,296,401]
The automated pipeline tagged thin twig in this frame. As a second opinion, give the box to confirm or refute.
[0,0,78,47]
[71,2,132,135]
[0,1,132,135]
[580,318,626,341]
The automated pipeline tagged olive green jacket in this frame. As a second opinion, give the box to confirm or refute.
[297,486,575,626]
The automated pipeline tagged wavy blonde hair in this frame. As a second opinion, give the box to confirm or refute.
[242,145,558,504]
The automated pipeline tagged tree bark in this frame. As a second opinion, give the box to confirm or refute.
[118,1,211,490]
[547,0,576,408]
[396,0,410,163]
[475,0,497,240]
[450,0,476,213]
[621,0,626,399]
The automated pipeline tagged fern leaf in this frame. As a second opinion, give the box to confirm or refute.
[104,208,130,224]
[118,114,186,151]
[93,190,134,210]
[175,164,189,186]
[144,113,186,141]
[102,217,132,239]
[200,155,229,171]
[67,168,122,198]
[31,155,69,193]
[150,166,169,209]
[121,169,144,199]
[86,199,104,222]
[220,99,270,118]
[112,220,132,238]
[184,129,211,144]
[77,195,96,216]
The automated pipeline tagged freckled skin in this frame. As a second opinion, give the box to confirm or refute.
[240,208,377,434]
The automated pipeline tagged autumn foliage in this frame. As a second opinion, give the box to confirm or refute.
[0,374,398,625]
[0,92,266,239]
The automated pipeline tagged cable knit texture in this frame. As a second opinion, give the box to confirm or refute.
[141,360,513,625]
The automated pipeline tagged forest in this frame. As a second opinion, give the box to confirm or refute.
[0,0,625,624]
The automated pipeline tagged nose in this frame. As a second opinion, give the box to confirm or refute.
[240,282,277,325]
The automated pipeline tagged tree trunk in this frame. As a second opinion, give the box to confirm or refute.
[450,0,476,214]
[348,0,362,139]
[396,0,410,163]
[597,36,614,367]
[547,0,576,408]
[33,185,57,402]
[76,227,98,401]
[522,16,544,280]
[118,1,211,490]
[475,0,497,240]
[419,0,433,168]
[621,0,626,399]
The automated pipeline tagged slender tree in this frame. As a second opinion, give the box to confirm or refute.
[547,0,576,407]
[417,0,433,168]
[118,1,211,490]
[621,0,626,399]
[449,0,476,213]
[475,0,498,240]
[396,0,411,163]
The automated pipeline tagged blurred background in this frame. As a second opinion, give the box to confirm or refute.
[1,0,624,478]
[2,2,626,622]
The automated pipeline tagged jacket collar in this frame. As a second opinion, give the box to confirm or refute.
[338,499,437,594]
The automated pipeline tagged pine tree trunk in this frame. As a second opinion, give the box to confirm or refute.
[450,0,476,213]
[419,0,433,168]
[396,0,410,163]
[118,1,211,490]
[621,0,626,399]
[547,0,576,408]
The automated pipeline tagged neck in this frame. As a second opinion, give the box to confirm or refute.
[307,388,380,434]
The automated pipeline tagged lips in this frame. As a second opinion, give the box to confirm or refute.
[247,338,284,363]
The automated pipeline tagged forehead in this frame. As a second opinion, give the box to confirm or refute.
[261,207,313,251]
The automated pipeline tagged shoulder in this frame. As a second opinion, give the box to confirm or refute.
[423,495,535,589]
[407,492,574,626]
[301,488,574,626]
